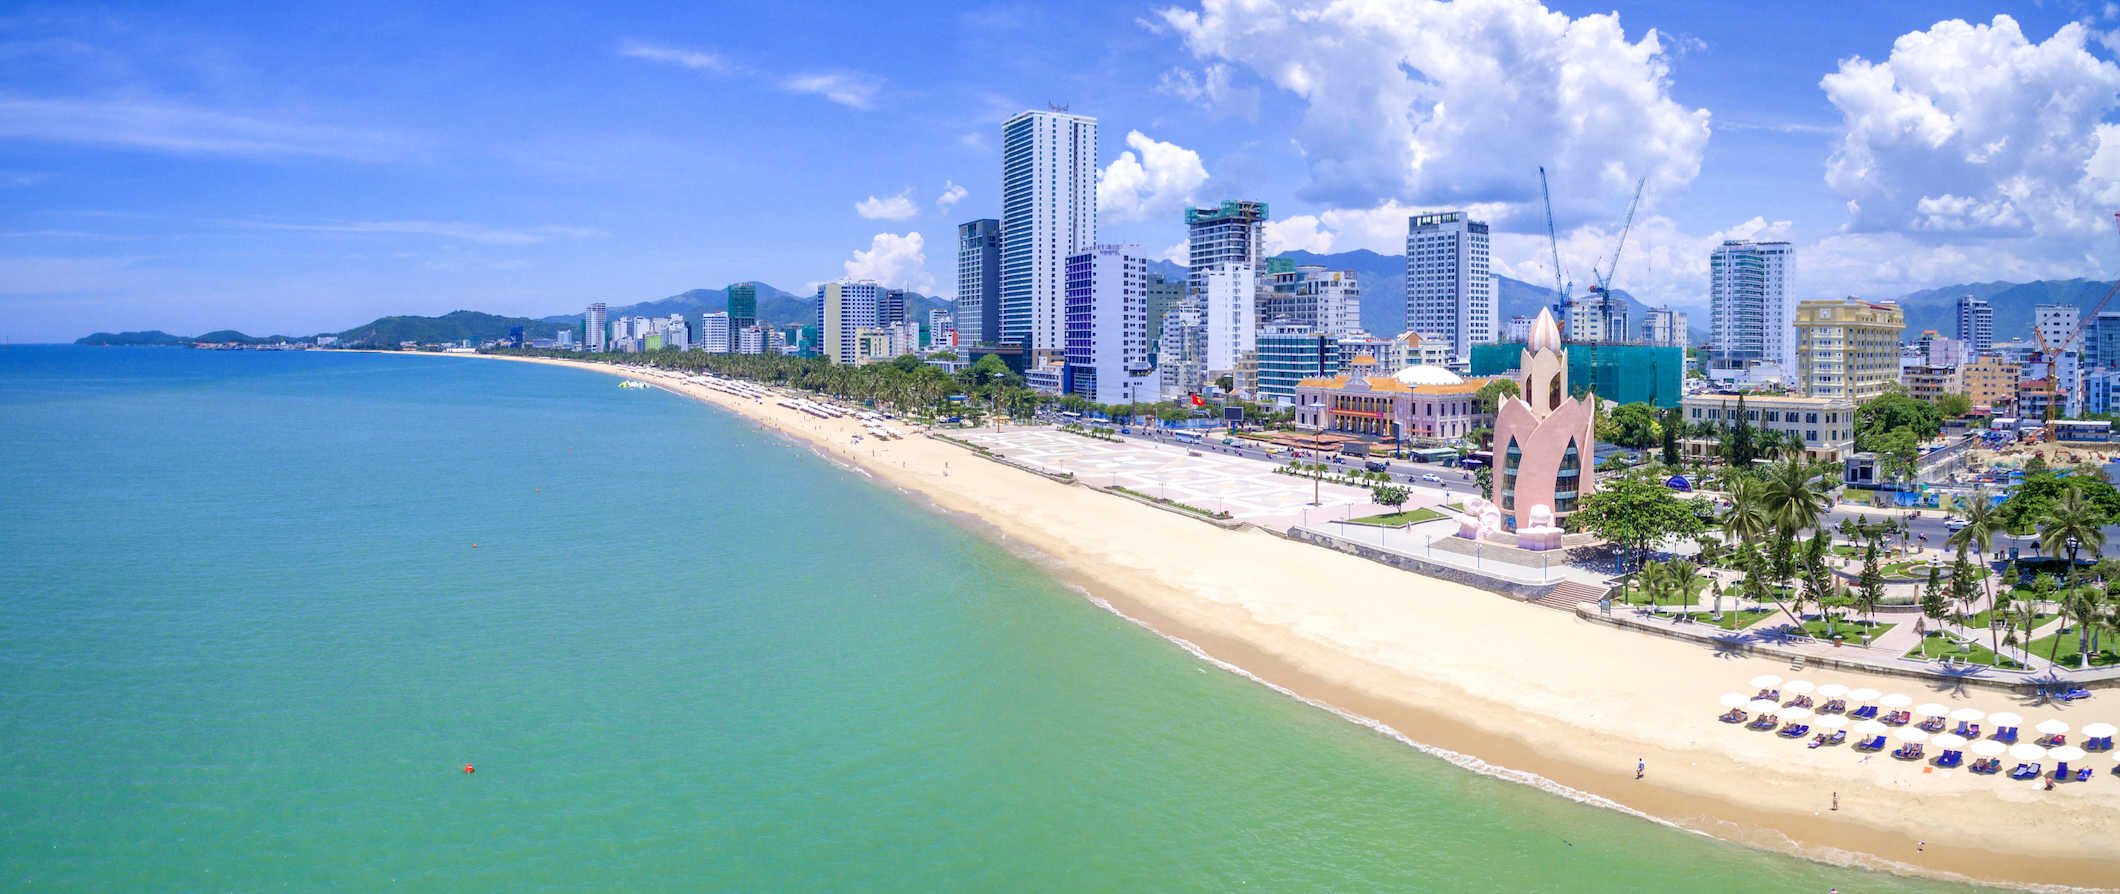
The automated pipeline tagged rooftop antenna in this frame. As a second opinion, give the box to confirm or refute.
[1049,102,1069,112]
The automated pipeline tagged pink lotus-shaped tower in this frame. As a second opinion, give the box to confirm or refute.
[1490,308,1596,533]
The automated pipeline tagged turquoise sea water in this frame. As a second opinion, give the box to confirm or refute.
[0,346,1983,892]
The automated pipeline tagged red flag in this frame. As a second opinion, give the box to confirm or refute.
[1189,393,1205,407]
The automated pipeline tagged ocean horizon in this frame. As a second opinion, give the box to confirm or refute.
[0,346,1984,892]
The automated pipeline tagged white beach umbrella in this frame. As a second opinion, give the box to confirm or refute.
[1932,733,1969,748]
[1848,688,1882,703]
[1989,711,2024,727]
[1970,740,2007,757]
[1949,707,1986,722]
[1748,699,1781,714]
[1814,715,1850,729]
[1816,683,1850,698]
[1881,694,1913,708]
[1750,674,1784,689]
[2082,722,2117,738]
[1785,680,1817,695]
[1781,706,1815,722]
[1895,727,1931,744]
[1915,702,1950,717]
[1854,719,1890,736]
[2036,719,2071,736]
[2048,745,2088,762]
[2009,743,2048,761]
[1720,692,1751,709]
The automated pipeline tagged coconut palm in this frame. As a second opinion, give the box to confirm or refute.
[1668,560,1708,615]
[2037,482,2106,598]
[1949,489,2007,660]
[1721,476,1773,547]
[1758,454,1831,536]
[2066,586,2104,668]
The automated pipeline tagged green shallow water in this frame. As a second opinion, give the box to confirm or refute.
[0,347,1987,892]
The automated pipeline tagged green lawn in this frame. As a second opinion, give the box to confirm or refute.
[2027,630,2120,668]
[1773,618,1894,641]
[1965,606,2053,630]
[1701,608,1776,630]
[1346,507,1444,527]
[1902,632,2026,668]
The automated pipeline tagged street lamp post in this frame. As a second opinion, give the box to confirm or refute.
[1308,399,1327,507]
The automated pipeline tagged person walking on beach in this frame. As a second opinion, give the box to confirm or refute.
[1831,791,1838,811]
[1636,757,1645,779]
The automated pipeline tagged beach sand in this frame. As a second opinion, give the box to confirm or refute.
[487,354,2119,891]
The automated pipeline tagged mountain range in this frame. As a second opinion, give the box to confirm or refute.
[72,249,2120,350]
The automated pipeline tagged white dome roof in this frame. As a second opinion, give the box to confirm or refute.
[1393,365,1464,386]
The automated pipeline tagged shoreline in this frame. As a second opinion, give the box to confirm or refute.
[465,352,2117,892]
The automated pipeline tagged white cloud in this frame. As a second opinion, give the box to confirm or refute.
[843,232,936,294]
[618,41,738,74]
[1158,239,1190,265]
[1263,200,1510,256]
[0,98,407,160]
[1159,0,1710,224]
[937,180,968,211]
[855,189,919,221]
[1099,130,1210,222]
[782,72,882,109]
[1157,63,1259,119]
[1822,16,2120,244]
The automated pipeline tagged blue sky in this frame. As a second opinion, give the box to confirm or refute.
[5,0,2120,341]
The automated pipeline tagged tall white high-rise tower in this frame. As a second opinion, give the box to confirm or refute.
[1000,109,1098,352]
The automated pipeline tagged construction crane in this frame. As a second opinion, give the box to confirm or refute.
[1590,176,1647,297]
[2031,211,2120,436]
[1538,166,1567,320]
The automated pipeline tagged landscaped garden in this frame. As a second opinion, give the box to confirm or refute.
[1879,559,1987,580]
[1346,507,1444,527]
[1902,632,2025,668]
[2028,629,2120,668]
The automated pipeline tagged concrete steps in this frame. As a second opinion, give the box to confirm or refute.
[1535,580,1611,612]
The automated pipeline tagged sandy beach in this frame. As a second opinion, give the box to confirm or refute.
[484,353,2118,891]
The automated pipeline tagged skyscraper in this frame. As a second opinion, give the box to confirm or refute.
[726,283,757,331]
[1709,240,1796,370]
[955,219,1001,345]
[1000,109,1098,351]
[585,302,607,352]
[700,311,732,353]
[1955,295,1993,356]
[1185,201,1267,297]
[1142,272,1183,356]
[927,308,954,348]
[1404,211,1495,368]
[816,280,883,365]
[2035,303,2082,354]
[2090,312,2120,370]
[1260,266,1360,335]
[1204,262,1257,374]
[1063,244,1153,404]
[879,289,910,327]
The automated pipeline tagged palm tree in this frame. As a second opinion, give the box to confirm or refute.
[1759,454,1831,536]
[2037,483,2106,610]
[2067,586,2104,668]
[1638,559,1672,612]
[2001,592,2041,669]
[1949,489,2007,661]
[1721,476,1773,548]
[1669,560,1708,616]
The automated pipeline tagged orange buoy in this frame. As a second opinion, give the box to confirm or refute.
[464,764,475,774]
[471,544,479,548]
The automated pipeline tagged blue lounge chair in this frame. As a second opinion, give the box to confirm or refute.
[1996,726,2019,744]
[1858,735,1886,751]
[2052,761,2071,780]
[1934,750,1962,768]
[1778,723,1810,739]
[2076,767,2094,782]
[2010,763,2042,780]
[1851,705,1878,720]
